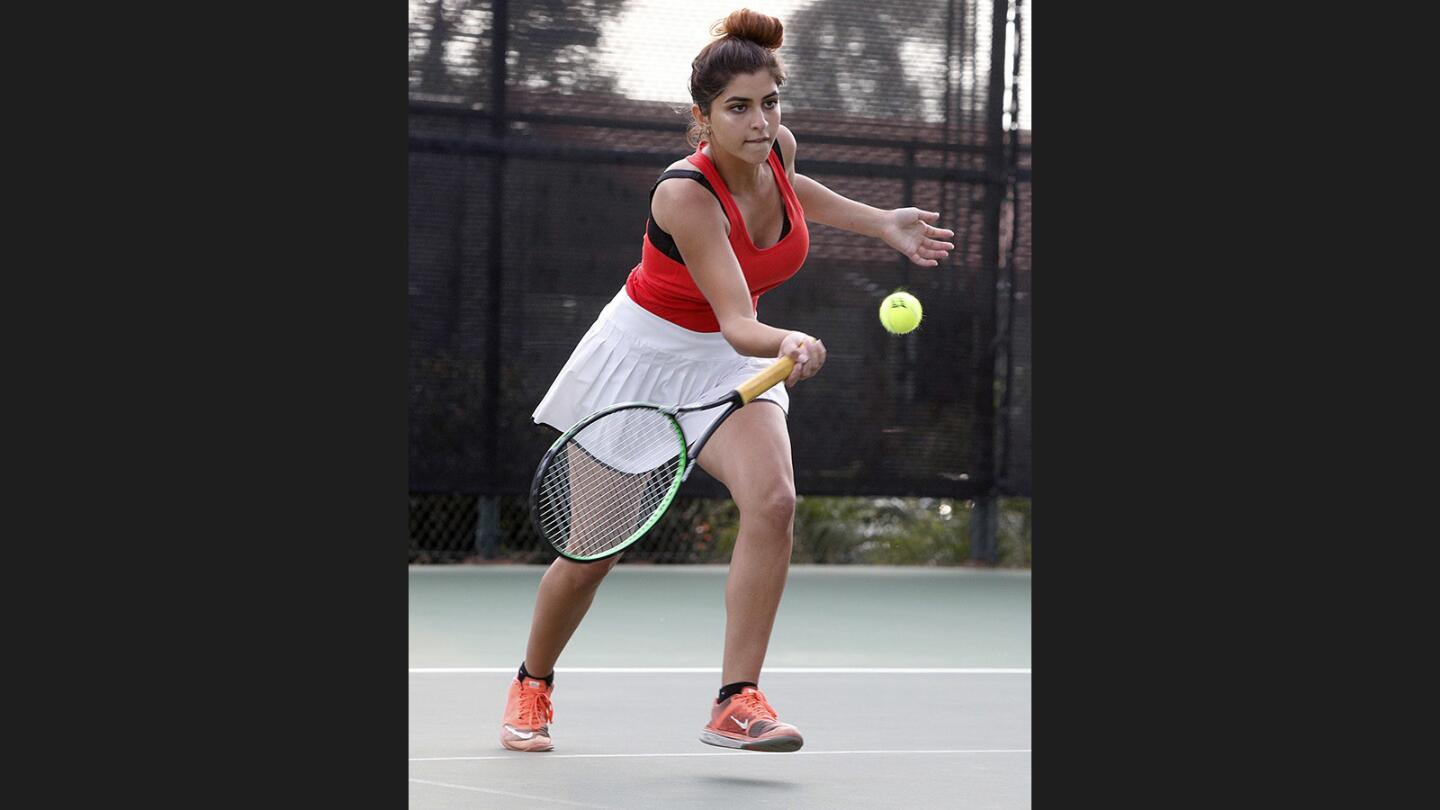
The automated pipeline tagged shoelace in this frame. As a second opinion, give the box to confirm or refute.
[517,687,554,728]
[730,690,778,722]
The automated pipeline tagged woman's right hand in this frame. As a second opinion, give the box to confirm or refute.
[780,331,826,387]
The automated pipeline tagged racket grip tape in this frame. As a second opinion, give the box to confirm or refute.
[735,357,796,404]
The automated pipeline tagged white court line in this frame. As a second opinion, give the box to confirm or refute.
[411,749,1031,763]
[408,777,615,808]
[409,667,1030,674]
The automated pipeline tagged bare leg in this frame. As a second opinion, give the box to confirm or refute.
[522,555,619,676]
[525,435,648,676]
[696,402,795,685]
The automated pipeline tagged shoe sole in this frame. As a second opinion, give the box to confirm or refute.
[699,729,804,752]
[500,734,554,752]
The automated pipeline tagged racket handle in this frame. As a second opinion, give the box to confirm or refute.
[735,357,796,404]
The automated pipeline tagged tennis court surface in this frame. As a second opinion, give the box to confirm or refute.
[410,565,1031,808]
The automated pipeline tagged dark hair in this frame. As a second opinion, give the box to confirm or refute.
[687,9,788,147]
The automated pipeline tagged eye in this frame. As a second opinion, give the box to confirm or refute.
[764,99,779,109]
[730,105,746,113]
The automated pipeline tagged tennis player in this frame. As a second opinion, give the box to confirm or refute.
[501,8,955,753]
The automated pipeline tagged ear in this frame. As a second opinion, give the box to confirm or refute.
[690,103,706,127]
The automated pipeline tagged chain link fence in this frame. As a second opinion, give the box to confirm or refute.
[411,492,1031,565]
[408,0,1031,564]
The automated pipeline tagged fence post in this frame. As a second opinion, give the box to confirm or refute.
[480,0,509,536]
[971,495,998,564]
[967,0,1012,568]
[971,0,1010,513]
[476,495,499,559]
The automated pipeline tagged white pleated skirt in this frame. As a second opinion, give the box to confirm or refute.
[532,287,789,444]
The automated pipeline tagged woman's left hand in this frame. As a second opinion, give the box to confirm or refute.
[880,208,956,267]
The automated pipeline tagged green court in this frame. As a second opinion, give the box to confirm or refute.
[409,565,1031,808]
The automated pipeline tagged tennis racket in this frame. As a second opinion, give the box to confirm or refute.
[529,355,795,562]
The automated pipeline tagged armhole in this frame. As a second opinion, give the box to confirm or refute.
[770,140,793,241]
[647,170,723,266]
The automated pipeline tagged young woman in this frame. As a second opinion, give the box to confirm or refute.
[501,8,955,753]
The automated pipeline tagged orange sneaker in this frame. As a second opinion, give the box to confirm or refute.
[500,676,554,752]
[699,686,804,752]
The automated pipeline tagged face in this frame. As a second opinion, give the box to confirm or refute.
[695,70,781,164]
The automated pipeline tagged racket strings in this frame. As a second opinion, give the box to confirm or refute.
[535,408,687,558]
[546,459,676,557]
[540,446,680,558]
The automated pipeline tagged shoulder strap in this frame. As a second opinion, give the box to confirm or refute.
[684,151,743,227]
[649,169,721,208]
[771,139,785,172]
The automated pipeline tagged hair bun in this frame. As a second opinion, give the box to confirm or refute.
[712,8,784,50]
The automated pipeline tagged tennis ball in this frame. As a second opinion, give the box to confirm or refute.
[879,291,923,334]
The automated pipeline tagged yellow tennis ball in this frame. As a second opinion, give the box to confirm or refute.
[879,291,923,334]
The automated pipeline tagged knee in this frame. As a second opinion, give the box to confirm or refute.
[555,555,620,588]
[744,484,796,532]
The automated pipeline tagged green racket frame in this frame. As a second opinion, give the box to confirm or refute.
[529,356,795,562]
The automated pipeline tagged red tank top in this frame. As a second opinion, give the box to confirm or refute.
[625,143,809,332]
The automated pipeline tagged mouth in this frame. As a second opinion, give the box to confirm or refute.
[745,137,770,144]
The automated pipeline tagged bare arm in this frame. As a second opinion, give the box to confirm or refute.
[778,125,956,267]
[793,173,887,239]
[652,178,826,386]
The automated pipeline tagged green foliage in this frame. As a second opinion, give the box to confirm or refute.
[994,496,1032,567]
[411,493,1032,566]
[788,496,1030,566]
[793,496,948,565]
